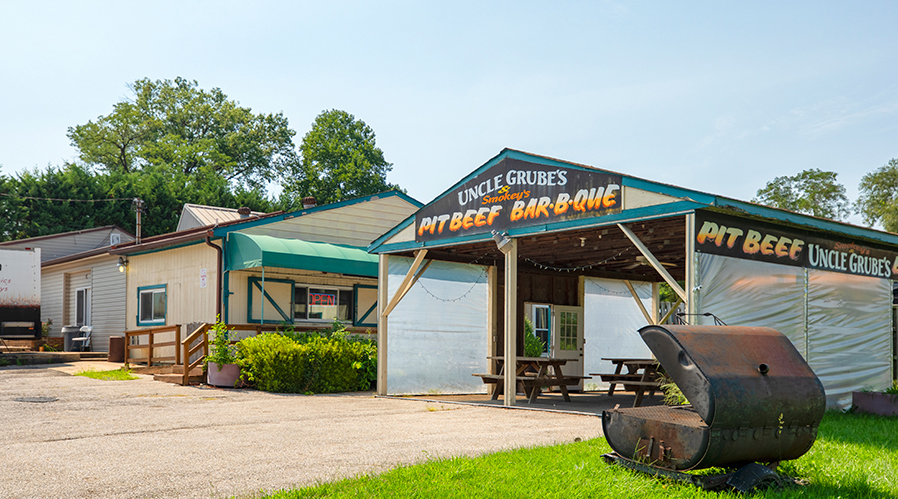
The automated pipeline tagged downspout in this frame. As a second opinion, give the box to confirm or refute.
[205,231,223,320]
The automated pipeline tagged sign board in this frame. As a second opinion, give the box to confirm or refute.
[200,268,207,289]
[415,158,622,242]
[695,211,898,279]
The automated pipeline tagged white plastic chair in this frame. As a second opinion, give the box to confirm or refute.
[71,326,92,352]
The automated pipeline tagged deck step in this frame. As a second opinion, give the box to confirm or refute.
[153,373,204,384]
[171,365,204,375]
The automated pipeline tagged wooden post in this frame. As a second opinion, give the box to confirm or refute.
[148,331,154,367]
[377,254,389,396]
[174,325,181,366]
[685,213,696,318]
[503,239,518,407]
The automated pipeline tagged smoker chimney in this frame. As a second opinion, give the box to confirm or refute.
[302,197,317,209]
[237,206,252,217]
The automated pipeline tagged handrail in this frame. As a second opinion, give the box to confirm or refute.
[182,323,210,386]
[123,325,182,367]
[178,323,282,386]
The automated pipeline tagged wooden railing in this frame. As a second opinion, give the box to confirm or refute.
[178,323,282,386]
[123,325,182,367]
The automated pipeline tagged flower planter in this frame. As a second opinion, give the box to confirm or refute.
[852,391,898,417]
[207,362,241,388]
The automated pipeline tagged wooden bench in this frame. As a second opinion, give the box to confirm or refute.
[473,373,590,403]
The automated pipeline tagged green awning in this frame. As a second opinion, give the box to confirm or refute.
[226,232,378,277]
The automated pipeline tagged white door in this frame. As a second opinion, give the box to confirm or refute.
[76,287,91,327]
[552,306,584,389]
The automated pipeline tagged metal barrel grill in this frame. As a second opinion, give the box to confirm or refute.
[603,325,826,472]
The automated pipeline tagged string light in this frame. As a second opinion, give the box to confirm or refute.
[523,247,631,272]
[414,251,492,303]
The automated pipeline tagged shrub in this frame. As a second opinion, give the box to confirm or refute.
[523,317,545,357]
[237,328,377,394]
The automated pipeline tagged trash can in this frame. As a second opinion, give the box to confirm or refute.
[62,325,81,352]
[107,336,125,363]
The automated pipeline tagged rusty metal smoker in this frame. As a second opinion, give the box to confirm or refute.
[602,325,826,492]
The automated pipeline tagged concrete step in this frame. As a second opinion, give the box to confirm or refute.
[153,373,205,385]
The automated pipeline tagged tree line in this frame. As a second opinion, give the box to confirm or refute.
[753,159,898,232]
[0,77,400,241]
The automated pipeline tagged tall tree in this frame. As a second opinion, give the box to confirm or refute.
[286,109,401,205]
[753,169,850,220]
[68,77,299,190]
[856,158,898,232]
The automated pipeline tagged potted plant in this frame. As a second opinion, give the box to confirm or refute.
[852,382,898,417]
[205,320,241,387]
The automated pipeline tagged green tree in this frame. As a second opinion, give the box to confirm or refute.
[286,109,401,205]
[856,158,898,232]
[0,164,276,241]
[753,169,850,220]
[68,77,299,191]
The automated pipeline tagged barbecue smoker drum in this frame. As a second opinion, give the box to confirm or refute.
[602,325,826,471]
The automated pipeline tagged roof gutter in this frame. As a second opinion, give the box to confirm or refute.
[108,231,207,255]
[205,231,223,319]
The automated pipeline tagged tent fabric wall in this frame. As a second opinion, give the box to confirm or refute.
[807,270,892,408]
[697,254,808,357]
[583,278,654,390]
[386,256,489,395]
[697,252,893,408]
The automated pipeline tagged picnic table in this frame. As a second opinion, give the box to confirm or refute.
[473,356,590,404]
[590,357,662,407]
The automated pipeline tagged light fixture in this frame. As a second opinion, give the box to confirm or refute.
[117,256,128,273]
[491,230,513,255]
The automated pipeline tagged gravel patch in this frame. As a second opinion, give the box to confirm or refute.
[0,362,602,499]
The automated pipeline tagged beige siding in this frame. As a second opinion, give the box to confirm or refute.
[227,268,376,327]
[126,242,220,330]
[4,227,133,262]
[381,223,415,246]
[622,186,680,210]
[239,196,418,247]
[41,254,127,352]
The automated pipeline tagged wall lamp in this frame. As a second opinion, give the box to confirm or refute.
[491,230,514,255]
[117,256,129,273]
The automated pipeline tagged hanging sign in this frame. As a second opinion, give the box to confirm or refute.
[695,211,898,279]
[415,158,622,242]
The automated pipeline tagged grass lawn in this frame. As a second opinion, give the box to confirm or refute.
[261,411,896,499]
[74,367,138,381]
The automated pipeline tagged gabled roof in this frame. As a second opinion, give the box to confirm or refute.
[111,190,421,256]
[369,148,898,254]
[1,225,135,263]
[176,204,267,232]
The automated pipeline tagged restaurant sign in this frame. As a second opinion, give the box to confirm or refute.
[695,211,898,279]
[416,158,622,242]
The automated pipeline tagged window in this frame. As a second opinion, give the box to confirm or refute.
[531,304,551,356]
[294,286,353,322]
[75,287,91,327]
[138,285,166,325]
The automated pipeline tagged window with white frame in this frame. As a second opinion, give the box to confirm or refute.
[294,285,353,322]
[138,285,166,325]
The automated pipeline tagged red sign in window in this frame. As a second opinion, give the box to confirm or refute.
[309,293,336,306]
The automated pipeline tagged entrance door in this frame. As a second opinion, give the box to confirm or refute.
[552,306,584,389]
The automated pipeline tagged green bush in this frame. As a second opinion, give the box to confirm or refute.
[237,328,377,394]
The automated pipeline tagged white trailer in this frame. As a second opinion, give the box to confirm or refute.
[0,247,41,338]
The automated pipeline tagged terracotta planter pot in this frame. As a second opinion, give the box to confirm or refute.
[852,391,898,417]
[207,362,241,387]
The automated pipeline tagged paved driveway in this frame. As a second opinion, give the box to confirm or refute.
[0,362,602,499]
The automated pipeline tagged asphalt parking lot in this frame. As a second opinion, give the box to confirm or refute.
[0,362,602,499]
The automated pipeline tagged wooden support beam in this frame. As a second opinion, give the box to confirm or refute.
[660,297,683,325]
[624,280,654,325]
[381,249,428,318]
[617,223,687,302]
[504,239,518,407]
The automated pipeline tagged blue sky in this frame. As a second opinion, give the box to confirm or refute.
[1,1,896,226]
